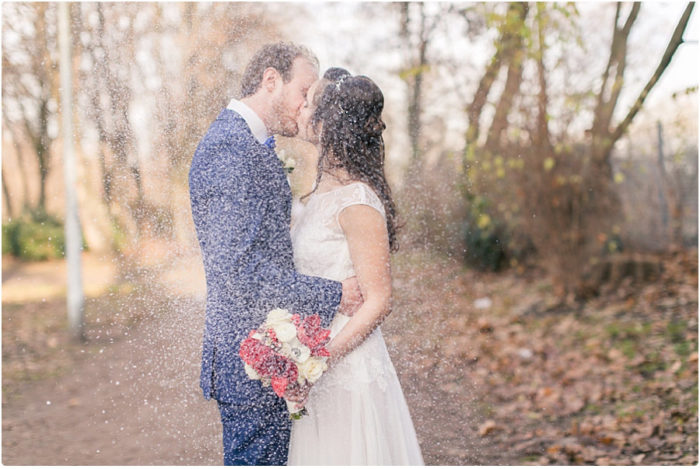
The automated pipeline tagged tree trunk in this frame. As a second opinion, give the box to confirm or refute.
[466,52,502,147]
[35,4,59,215]
[2,113,31,211]
[98,4,145,233]
[485,3,528,151]
[656,121,670,243]
[86,3,114,208]
[534,3,553,153]
[464,2,529,161]
[590,2,641,176]
[22,97,51,214]
[400,2,431,173]
[37,98,50,214]
[2,164,13,219]
[411,4,427,168]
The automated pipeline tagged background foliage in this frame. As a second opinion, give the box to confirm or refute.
[1,1,697,290]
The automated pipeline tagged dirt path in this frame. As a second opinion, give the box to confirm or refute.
[2,252,486,465]
[2,254,223,465]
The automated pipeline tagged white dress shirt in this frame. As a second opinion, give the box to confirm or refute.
[226,99,270,145]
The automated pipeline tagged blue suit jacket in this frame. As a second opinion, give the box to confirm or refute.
[189,109,342,405]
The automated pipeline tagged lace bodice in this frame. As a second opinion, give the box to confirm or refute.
[291,182,386,283]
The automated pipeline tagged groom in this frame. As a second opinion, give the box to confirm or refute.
[189,42,362,465]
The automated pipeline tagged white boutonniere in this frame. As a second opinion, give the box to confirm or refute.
[276,149,296,174]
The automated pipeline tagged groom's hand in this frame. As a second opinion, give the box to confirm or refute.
[339,276,363,317]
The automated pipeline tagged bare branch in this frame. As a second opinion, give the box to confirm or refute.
[610,2,695,146]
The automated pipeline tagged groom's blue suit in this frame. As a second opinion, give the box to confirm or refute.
[189,107,342,465]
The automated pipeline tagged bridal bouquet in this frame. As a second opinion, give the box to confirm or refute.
[239,308,331,419]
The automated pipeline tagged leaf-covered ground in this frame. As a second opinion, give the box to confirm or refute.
[2,248,697,464]
[384,249,698,465]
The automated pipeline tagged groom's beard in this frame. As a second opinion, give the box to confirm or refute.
[278,117,299,137]
[272,97,300,137]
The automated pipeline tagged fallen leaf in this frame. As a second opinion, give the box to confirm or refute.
[669,361,682,374]
[478,419,502,437]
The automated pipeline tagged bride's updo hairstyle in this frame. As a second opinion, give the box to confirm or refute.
[310,71,400,252]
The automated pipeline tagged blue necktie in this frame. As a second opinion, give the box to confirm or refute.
[263,135,276,150]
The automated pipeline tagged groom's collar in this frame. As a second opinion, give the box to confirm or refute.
[226,99,269,145]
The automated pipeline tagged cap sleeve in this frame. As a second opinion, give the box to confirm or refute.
[335,182,386,225]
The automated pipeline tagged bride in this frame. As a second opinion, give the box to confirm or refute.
[286,69,424,465]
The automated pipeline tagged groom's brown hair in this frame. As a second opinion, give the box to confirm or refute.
[240,42,319,97]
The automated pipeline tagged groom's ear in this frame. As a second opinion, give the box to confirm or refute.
[261,67,281,93]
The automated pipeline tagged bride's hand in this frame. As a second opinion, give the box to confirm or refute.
[284,381,312,407]
[339,276,363,316]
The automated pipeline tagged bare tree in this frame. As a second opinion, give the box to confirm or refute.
[72,3,284,250]
[464,2,529,159]
[533,3,553,154]
[485,3,529,151]
[1,163,13,219]
[2,3,60,216]
[607,3,695,157]
[1,109,31,215]
[80,3,115,212]
[399,2,439,171]
[589,2,642,180]
[457,1,695,294]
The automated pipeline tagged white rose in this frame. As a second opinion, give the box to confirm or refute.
[244,363,260,380]
[265,308,292,325]
[264,309,297,343]
[298,357,328,384]
[271,322,297,343]
[289,343,311,363]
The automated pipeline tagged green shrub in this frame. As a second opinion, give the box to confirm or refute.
[463,220,508,272]
[110,219,128,253]
[462,195,510,272]
[2,211,70,261]
[2,223,14,255]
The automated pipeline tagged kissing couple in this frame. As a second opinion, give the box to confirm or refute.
[189,42,424,465]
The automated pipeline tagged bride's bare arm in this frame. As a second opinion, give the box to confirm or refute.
[326,204,392,365]
[283,203,388,406]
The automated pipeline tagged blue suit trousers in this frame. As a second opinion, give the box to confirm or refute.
[218,399,292,466]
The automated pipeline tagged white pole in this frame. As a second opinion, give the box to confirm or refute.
[59,2,85,341]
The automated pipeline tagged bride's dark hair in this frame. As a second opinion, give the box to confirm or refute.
[309,72,400,252]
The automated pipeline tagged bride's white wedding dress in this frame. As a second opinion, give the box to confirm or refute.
[288,182,424,466]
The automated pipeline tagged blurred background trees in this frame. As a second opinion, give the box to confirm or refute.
[2,1,697,296]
